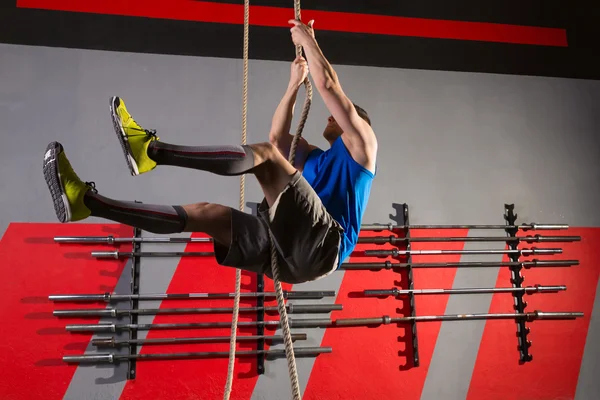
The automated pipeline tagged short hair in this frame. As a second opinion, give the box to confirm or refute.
[353,103,371,126]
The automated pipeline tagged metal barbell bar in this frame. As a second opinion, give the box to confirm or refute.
[340,259,578,270]
[363,285,566,297]
[66,310,583,333]
[333,311,584,327]
[363,247,561,257]
[63,346,333,364]
[358,235,581,245]
[361,223,568,231]
[55,235,212,244]
[92,250,213,259]
[92,333,307,348]
[53,303,341,318]
[48,290,335,303]
[65,318,333,333]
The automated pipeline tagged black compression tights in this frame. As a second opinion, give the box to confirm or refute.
[83,191,189,234]
[148,142,256,176]
[80,142,258,234]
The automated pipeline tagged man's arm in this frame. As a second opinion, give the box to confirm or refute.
[290,20,377,171]
[268,84,298,153]
[269,57,319,169]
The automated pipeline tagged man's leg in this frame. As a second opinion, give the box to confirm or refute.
[245,142,297,206]
[86,193,271,275]
[84,141,294,235]
[86,194,233,244]
[111,96,259,177]
[43,140,278,276]
[232,143,343,283]
[147,141,295,202]
[43,141,232,244]
[111,96,295,203]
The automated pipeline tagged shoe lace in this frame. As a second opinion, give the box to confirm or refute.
[118,108,157,138]
[85,181,98,194]
[127,125,157,138]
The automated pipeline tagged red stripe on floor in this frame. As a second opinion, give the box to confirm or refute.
[17,0,568,46]
[467,228,599,400]
[0,223,132,400]
[302,229,467,400]
[119,232,292,400]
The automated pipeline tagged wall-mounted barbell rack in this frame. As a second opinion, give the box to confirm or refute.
[48,202,583,377]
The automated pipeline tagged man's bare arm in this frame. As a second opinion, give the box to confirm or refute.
[290,20,377,171]
[269,57,319,169]
[268,84,298,154]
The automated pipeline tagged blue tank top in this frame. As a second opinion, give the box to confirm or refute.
[302,136,375,267]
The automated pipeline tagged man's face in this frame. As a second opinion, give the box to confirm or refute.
[323,115,342,144]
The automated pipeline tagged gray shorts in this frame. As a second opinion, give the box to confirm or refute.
[213,171,343,284]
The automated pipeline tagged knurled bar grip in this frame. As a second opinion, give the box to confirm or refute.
[91,334,308,348]
[48,291,335,302]
[340,259,579,270]
[364,248,562,257]
[363,285,567,296]
[332,311,584,326]
[66,318,333,333]
[361,223,569,230]
[53,304,342,317]
[55,236,212,244]
[63,347,333,364]
[359,235,580,244]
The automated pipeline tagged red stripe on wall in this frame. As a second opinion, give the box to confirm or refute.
[17,0,568,47]
[0,223,132,400]
[119,233,291,400]
[303,229,467,400]
[467,228,600,400]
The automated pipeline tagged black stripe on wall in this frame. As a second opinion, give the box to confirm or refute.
[0,4,598,80]
[205,0,568,28]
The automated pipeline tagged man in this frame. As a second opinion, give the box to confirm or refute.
[43,19,377,284]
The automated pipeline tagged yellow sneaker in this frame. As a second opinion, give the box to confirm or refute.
[43,142,95,222]
[109,96,159,176]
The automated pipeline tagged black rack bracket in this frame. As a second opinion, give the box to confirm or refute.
[390,202,420,368]
[504,204,532,363]
[128,217,142,379]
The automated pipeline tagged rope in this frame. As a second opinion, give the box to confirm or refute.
[267,3,312,400]
[222,0,249,398]
[225,0,310,398]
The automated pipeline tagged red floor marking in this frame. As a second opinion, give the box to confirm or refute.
[119,232,292,400]
[467,228,599,400]
[16,0,568,46]
[303,229,467,400]
[0,223,132,400]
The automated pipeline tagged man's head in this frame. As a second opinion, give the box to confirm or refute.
[323,104,372,145]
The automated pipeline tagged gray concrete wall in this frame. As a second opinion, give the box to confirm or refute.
[2,44,600,232]
[1,43,599,399]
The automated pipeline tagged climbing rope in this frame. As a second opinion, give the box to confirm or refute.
[222,0,249,398]
[267,3,313,400]
[224,0,310,398]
